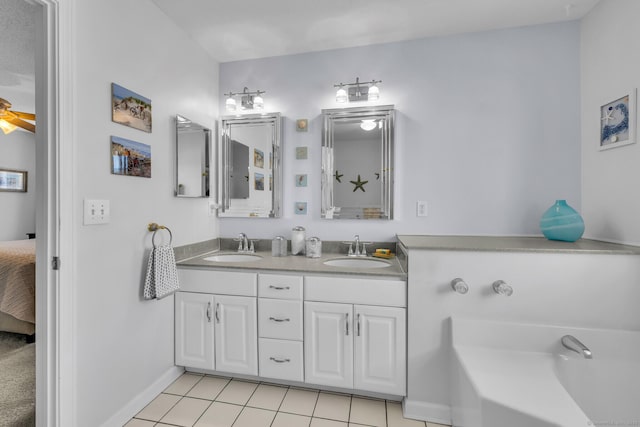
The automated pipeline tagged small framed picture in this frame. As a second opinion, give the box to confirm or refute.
[111,136,151,178]
[111,83,152,133]
[255,172,264,191]
[599,89,637,150]
[296,119,308,132]
[295,202,308,215]
[0,168,28,192]
[254,149,264,168]
[295,174,308,187]
[295,146,308,160]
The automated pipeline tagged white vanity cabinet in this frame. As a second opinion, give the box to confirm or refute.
[257,274,304,382]
[175,269,258,376]
[304,276,407,396]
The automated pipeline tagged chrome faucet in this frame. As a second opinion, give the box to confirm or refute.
[561,335,593,359]
[346,234,371,257]
[234,233,254,253]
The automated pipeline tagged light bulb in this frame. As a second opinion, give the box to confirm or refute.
[368,84,379,101]
[225,96,236,112]
[360,119,376,131]
[0,119,18,135]
[336,87,347,103]
[253,95,264,110]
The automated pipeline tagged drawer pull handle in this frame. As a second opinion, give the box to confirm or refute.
[269,317,291,323]
[269,285,291,290]
[206,302,212,323]
[215,303,220,323]
[269,357,290,363]
[345,313,349,336]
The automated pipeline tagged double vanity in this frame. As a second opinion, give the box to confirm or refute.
[174,239,408,398]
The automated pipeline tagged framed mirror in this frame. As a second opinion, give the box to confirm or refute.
[321,105,395,219]
[219,113,282,217]
[175,115,211,198]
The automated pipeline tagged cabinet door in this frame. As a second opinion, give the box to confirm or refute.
[175,292,215,370]
[354,305,406,395]
[215,295,258,375]
[304,301,353,388]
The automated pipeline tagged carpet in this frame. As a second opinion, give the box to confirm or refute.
[0,332,35,427]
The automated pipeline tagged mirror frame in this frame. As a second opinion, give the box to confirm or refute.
[321,104,395,219]
[219,112,282,218]
[175,114,211,198]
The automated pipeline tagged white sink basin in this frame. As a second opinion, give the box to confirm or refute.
[323,257,391,269]
[202,254,262,263]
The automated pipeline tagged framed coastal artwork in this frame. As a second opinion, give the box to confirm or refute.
[111,83,152,133]
[111,136,152,178]
[254,148,264,168]
[255,172,264,191]
[599,89,636,150]
[0,168,27,192]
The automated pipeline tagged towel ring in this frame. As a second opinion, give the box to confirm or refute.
[148,223,173,248]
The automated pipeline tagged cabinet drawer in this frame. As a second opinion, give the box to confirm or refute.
[258,299,303,340]
[178,268,257,296]
[305,275,406,307]
[259,338,304,382]
[258,274,303,300]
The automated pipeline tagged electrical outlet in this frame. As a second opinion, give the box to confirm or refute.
[84,199,110,225]
[417,201,428,217]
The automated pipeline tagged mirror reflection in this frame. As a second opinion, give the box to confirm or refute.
[175,115,211,198]
[219,113,282,217]
[322,105,394,219]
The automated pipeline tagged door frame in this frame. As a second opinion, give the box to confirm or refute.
[34,0,75,425]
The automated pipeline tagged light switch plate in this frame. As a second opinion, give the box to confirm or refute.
[84,199,110,225]
[417,201,428,217]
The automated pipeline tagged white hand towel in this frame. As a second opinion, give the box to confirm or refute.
[144,245,180,300]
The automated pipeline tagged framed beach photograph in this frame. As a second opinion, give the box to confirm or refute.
[111,83,152,133]
[295,146,308,160]
[295,202,308,215]
[295,174,308,187]
[254,148,264,168]
[599,89,636,150]
[111,136,152,178]
[255,172,264,191]
[0,168,27,192]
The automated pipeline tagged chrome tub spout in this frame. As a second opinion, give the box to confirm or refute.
[561,335,593,359]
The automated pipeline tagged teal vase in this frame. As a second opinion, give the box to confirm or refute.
[540,200,585,242]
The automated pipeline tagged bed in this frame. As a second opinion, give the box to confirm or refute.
[0,239,36,336]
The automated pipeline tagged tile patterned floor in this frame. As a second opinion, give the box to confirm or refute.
[125,373,451,427]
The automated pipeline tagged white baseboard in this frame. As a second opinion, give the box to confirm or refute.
[100,366,184,427]
[403,398,451,425]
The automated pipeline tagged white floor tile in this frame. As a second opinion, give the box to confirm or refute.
[246,383,288,411]
[194,401,243,427]
[232,406,276,427]
[215,379,258,405]
[187,376,230,400]
[123,419,155,427]
[279,388,319,416]
[135,393,181,422]
[386,402,426,427]
[349,397,386,427]
[271,412,312,427]
[164,373,203,396]
[310,418,349,427]
[313,392,352,422]
[160,397,211,426]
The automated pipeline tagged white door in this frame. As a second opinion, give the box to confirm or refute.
[354,305,406,395]
[175,292,215,370]
[215,295,258,375]
[304,301,353,388]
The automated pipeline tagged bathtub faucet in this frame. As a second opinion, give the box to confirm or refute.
[561,335,593,359]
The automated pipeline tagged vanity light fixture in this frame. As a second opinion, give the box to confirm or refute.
[360,119,377,131]
[224,87,266,112]
[333,77,382,103]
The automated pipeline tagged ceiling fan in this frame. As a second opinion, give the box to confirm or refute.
[0,97,36,135]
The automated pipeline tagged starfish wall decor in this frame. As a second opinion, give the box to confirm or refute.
[350,174,368,192]
[334,170,344,183]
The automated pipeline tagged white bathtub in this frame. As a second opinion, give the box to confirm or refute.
[450,317,640,427]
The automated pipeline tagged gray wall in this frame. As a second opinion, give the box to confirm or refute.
[219,21,582,242]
